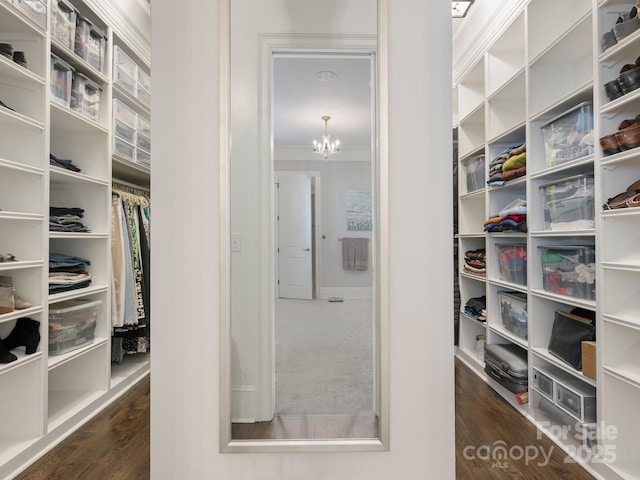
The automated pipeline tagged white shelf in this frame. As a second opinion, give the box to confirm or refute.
[0,54,44,88]
[48,337,109,371]
[50,102,109,135]
[110,352,150,388]
[47,389,106,431]
[0,1,45,36]
[529,154,595,180]
[0,351,42,376]
[529,229,596,237]
[531,347,597,387]
[0,211,43,221]
[48,285,109,305]
[0,158,44,177]
[460,311,486,328]
[600,147,640,167]
[51,39,109,86]
[49,167,109,187]
[529,288,596,310]
[488,324,527,349]
[599,22,640,64]
[459,271,487,282]
[0,104,44,131]
[0,260,44,272]
[49,232,109,239]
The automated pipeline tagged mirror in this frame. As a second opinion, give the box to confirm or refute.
[221,0,388,451]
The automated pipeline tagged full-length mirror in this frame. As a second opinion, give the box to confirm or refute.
[222,0,387,451]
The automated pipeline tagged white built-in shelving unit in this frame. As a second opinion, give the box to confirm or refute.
[455,0,640,478]
[0,0,150,476]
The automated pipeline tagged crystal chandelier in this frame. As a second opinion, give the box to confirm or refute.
[313,116,340,159]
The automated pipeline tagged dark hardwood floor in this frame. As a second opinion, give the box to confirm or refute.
[16,361,596,479]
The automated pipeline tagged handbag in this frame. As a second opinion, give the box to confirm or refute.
[548,309,595,370]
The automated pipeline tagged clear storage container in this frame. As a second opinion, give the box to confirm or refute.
[48,298,101,355]
[113,99,136,143]
[70,72,101,121]
[113,45,137,78]
[51,0,77,50]
[136,148,150,168]
[496,243,527,285]
[532,367,554,401]
[462,154,485,193]
[540,174,594,231]
[137,115,151,138]
[137,84,150,108]
[74,16,106,72]
[539,245,596,300]
[13,0,47,28]
[137,132,150,152]
[113,136,135,162]
[541,102,594,167]
[137,68,151,92]
[114,64,136,96]
[497,290,528,340]
[50,53,75,108]
[555,380,597,423]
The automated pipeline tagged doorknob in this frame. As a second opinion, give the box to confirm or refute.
[303,248,310,251]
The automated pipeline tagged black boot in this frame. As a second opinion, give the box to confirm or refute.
[3,318,40,354]
[0,338,17,363]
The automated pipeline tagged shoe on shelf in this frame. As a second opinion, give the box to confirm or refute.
[0,339,17,364]
[2,318,40,355]
[615,122,640,150]
[0,276,31,311]
[0,254,17,263]
[0,43,13,60]
[602,30,617,51]
[12,51,26,68]
[618,64,640,94]
[0,285,15,315]
[604,79,624,102]
[613,10,640,42]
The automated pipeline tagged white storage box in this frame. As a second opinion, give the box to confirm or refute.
[113,136,135,162]
[70,72,101,121]
[137,115,151,138]
[541,102,594,167]
[13,0,46,28]
[51,0,77,50]
[74,16,106,72]
[50,53,75,108]
[113,99,136,143]
[540,174,595,231]
[497,290,528,340]
[113,45,137,78]
[48,298,101,355]
[136,148,150,168]
[115,64,137,96]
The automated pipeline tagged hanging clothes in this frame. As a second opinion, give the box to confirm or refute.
[111,181,151,363]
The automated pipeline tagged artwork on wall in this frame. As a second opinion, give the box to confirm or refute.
[346,190,372,231]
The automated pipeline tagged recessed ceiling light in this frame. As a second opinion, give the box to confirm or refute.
[316,70,337,82]
[452,1,474,18]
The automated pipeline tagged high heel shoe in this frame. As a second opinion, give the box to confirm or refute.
[0,338,17,363]
[3,318,40,354]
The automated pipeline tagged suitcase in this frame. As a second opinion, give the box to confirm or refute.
[484,343,528,394]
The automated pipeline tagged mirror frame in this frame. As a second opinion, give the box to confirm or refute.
[219,0,389,453]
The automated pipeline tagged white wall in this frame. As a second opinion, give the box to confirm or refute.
[151,0,455,478]
[275,159,373,296]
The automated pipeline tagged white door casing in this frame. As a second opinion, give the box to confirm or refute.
[277,174,313,299]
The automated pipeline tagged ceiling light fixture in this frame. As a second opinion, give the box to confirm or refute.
[452,1,474,18]
[313,116,340,159]
[316,70,337,82]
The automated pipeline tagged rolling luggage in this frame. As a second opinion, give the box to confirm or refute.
[484,343,528,394]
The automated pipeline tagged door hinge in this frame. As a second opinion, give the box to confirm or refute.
[277,279,280,285]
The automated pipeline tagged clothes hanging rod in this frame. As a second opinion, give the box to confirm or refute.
[338,237,370,241]
[113,177,150,195]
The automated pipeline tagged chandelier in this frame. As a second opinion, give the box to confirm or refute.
[313,116,340,159]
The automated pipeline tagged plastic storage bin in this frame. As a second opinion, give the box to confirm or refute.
[113,45,137,78]
[137,132,150,151]
[137,84,150,108]
[541,102,594,167]
[114,63,137,96]
[48,298,101,355]
[13,0,47,28]
[113,99,136,143]
[539,245,596,300]
[555,380,597,423]
[532,367,554,401]
[137,68,151,92]
[462,154,485,193]
[70,72,101,121]
[136,148,150,168]
[497,290,528,339]
[137,115,151,138]
[540,174,595,231]
[74,16,106,72]
[50,53,75,108]
[51,0,77,50]
[496,243,527,285]
[113,136,135,162]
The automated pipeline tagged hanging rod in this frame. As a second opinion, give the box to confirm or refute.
[338,237,370,241]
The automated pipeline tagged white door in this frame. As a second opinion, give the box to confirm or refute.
[277,174,313,299]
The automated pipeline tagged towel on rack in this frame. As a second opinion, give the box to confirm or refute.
[354,238,368,271]
[342,238,357,270]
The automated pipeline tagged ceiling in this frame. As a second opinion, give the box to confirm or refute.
[273,55,373,152]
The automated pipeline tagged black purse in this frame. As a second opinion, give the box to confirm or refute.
[548,308,595,370]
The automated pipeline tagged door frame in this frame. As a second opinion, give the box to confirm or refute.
[274,171,321,301]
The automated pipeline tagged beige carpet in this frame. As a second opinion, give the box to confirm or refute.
[275,298,375,415]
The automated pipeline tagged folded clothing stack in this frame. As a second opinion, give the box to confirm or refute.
[484,198,527,233]
[49,253,92,294]
[463,249,486,276]
[464,295,486,322]
[487,143,526,186]
[50,206,90,233]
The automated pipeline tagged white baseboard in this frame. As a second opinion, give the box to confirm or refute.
[319,287,373,299]
[231,385,256,423]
